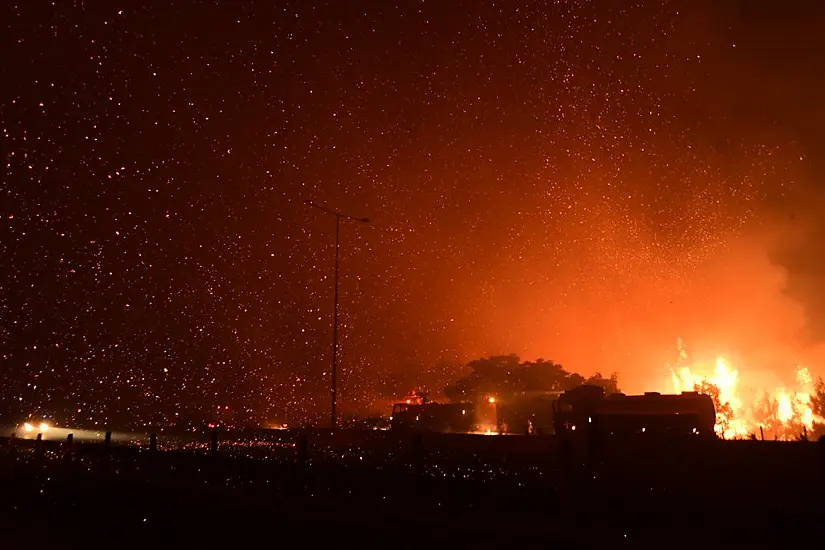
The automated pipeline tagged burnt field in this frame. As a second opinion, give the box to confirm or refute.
[1,431,824,549]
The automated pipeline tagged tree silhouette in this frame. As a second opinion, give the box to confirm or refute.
[584,372,621,395]
[443,354,620,403]
[813,376,825,439]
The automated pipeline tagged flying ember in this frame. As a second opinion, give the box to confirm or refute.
[667,338,822,440]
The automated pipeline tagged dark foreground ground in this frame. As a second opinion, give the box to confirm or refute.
[1,431,824,549]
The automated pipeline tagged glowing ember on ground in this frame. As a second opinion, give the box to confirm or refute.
[469,424,499,436]
[667,338,822,440]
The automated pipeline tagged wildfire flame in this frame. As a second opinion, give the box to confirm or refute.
[667,338,822,440]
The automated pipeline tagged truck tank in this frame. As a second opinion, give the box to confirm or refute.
[553,386,716,438]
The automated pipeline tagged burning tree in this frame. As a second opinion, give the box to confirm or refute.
[694,380,734,437]
[669,338,825,439]
[753,389,816,440]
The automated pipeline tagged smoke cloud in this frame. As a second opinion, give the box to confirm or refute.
[769,181,825,344]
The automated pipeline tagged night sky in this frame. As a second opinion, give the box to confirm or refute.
[2,1,825,428]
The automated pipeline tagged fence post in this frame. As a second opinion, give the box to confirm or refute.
[35,432,44,463]
[149,433,157,452]
[101,431,112,475]
[819,435,825,491]
[412,434,424,477]
[209,430,218,457]
[559,437,573,528]
[296,432,309,493]
[297,432,308,466]
[587,417,604,468]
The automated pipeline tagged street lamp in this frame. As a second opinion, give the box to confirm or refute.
[304,200,369,429]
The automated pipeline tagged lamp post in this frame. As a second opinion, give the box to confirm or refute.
[304,200,369,429]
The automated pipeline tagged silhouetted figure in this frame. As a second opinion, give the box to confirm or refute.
[104,431,112,446]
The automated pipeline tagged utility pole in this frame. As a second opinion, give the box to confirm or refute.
[304,200,369,429]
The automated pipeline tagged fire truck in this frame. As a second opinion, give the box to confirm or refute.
[390,400,477,433]
[496,391,564,434]
[552,385,717,438]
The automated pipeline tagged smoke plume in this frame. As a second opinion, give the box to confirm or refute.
[769,181,825,344]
